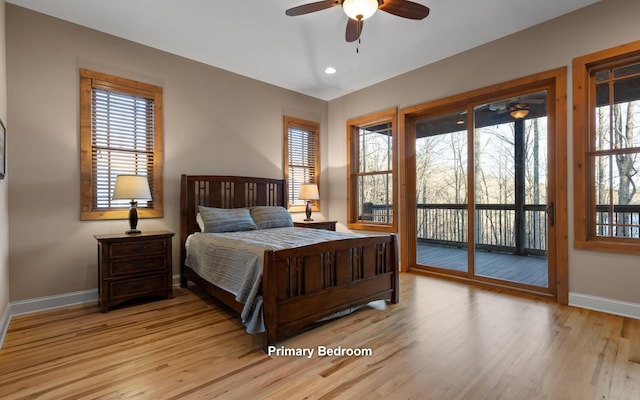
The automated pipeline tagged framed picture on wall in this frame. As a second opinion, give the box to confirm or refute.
[0,119,5,180]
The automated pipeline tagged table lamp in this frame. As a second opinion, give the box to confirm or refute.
[298,183,319,221]
[112,175,152,234]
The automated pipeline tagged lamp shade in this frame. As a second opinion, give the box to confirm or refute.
[342,0,378,20]
[112,175,152,200]
[298,183,319,200]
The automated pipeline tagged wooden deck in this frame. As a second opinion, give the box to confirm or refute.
[417,243,548,287]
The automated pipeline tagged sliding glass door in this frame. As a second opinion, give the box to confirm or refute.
[415,109,469,274]
[473,91,549,287]
[404,70,565,298]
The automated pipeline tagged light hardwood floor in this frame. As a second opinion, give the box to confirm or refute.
[1,273,639,399]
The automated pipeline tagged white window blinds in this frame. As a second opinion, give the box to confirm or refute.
[91,88,155,210]
[284,116,320,209]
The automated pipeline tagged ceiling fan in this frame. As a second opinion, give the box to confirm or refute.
[285,0,430,42]
[485,96,546,119]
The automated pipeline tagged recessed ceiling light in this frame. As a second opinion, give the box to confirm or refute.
[325,67,337,75]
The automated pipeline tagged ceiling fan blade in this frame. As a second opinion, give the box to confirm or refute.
[285,0,341,16]
[379,0,430,20]
[345,18,363,42]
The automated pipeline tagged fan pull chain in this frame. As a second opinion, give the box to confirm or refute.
[356,18,362,53]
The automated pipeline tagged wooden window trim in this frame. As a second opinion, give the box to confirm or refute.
[347,108,398,232]
[284,116,320,213]
[80,68,164,220]
[573,40,640,254]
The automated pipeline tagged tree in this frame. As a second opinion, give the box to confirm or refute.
[613,102,638,237]
[614,102,638,205]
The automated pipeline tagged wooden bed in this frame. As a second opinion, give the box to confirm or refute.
[180,174,399,349]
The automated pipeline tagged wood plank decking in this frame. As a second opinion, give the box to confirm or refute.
[417,243,548,287]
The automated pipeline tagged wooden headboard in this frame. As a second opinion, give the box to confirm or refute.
[179,175,287,266]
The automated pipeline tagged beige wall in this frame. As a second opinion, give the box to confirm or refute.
[0,0,9,317]
[327,0,640,305]
[5,0,640,309]
[6,5,327,301]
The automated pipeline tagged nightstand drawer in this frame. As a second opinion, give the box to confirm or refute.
[109,239,167,258]
[109,255,167,276]
[109,274,169,301]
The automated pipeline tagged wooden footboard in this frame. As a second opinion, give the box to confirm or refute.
[262,234,399,348]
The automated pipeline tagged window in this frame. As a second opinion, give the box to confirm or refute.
[284,116,320,212]
[80,69,163,220]
[574,41,640,253]
[347,108,397,232]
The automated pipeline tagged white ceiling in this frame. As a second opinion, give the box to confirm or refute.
[8,0,600,100]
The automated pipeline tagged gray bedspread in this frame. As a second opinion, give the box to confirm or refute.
[185,227,357,334]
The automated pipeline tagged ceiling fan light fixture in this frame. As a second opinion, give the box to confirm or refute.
[342,0,378,21]
[510,108,530,119]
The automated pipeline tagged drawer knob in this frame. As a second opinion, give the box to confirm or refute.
[131,245,147,252]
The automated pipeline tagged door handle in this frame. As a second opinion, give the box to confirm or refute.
[546,201,555,227]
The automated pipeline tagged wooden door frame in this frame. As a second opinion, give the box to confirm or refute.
[399,67,568,304]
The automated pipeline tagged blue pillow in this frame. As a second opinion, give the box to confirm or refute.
[198,206,257,233]
[250,206,293,229]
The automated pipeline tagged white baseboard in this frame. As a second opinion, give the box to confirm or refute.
[9,289,99,317]
[569,292,640,319]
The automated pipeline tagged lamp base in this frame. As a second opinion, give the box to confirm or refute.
[304,201,313,221]
[127,200,141,234]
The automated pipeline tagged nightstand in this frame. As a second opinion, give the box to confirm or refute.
[94,231,174,312]
[293,220,337,231]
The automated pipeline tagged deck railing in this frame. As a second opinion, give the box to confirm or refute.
[368,203,547,255]
[594,204,640,238]
[368,203,640,256]
[413,203,548,256]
